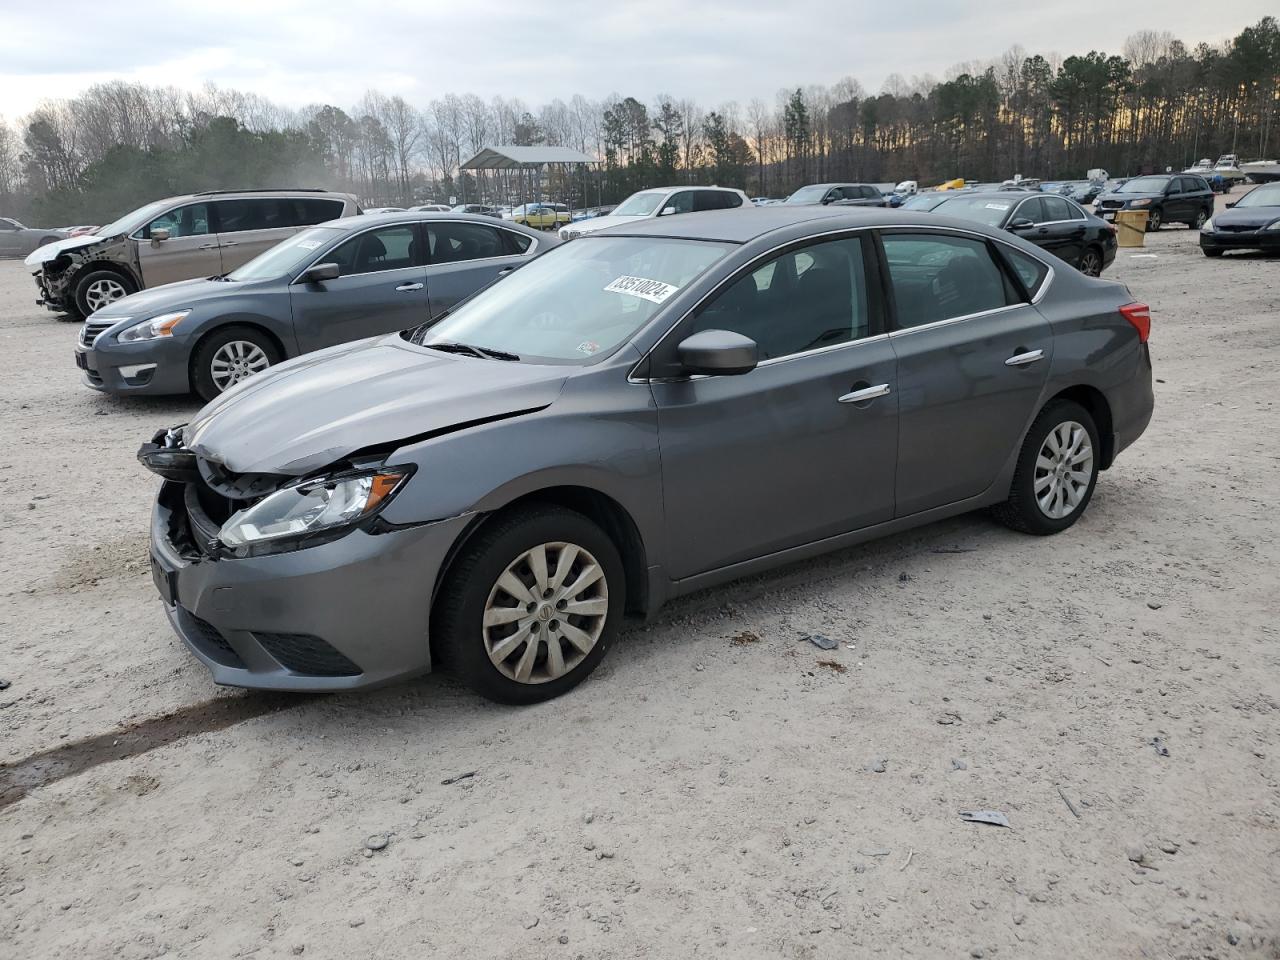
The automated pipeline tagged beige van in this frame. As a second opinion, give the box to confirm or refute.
[26,189,360,319]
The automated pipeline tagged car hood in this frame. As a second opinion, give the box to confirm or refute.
[1098,192,1156,203]
[183,336,570,476]
[24,234,105,267]
[566,214,647,235]
[1212,207,1280,229]
[90,276,270,321]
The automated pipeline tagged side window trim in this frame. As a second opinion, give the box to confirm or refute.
[296,223,423,281]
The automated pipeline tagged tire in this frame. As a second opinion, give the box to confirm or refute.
[432,505,626,704]
[1203,247,1224,258]
[992,399,1100,536]
[1078,246,1104,277]
[1191,209,1209,230]
[1145,208,1162,232]
[190,325,281,402]
[73,269,136,318]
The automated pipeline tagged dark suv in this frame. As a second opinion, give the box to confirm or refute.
[784,183,888,207]
[1094,174,1213,232]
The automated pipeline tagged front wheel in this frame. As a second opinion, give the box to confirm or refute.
[992,400,1100,536]
[74,269,136,318]
[190,325,281,401]
[432,505,625,704]
[1192,209,1209,230]
[1145,208,1162,232]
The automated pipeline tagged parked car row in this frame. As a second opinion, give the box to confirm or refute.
[0,218,67,258]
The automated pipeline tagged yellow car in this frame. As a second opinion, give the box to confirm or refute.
[935,178,967,191]
[512,204,561,229]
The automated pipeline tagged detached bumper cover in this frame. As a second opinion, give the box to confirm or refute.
[151,481,472,691]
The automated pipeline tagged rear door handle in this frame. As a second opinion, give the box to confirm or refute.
[838,383,891,403]
[198,243,219,250]
[396,282,424,292]
[1006,349,1044,366]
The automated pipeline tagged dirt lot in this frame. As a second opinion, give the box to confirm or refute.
[2,201,1278,959]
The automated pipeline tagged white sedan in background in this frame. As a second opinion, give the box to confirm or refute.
[558,186,750,240]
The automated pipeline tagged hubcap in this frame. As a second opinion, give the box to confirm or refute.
[482,541,608,684]
[210,340,271,392]
[85,278,126,312]
[1034,420,1094,520]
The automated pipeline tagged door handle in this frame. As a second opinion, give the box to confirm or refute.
[198,243,219,250]
[497,266,515,276]
[395,282,424,292]
[838,383,891,403]
[1006,349,1044,366]
[221,241,237,247]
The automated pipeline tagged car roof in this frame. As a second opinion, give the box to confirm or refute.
[589,205,1010,244]
[315,210,541,233]
[933,191,1042,202]
[159,189,357,204]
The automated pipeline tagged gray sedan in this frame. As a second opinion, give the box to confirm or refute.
[0,218,65,258]
[139,205,1153,703]
[78,212,551,399]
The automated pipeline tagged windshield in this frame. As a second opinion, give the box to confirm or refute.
[931,196,1013,225]
[902,194,945,210]
[786,186,829,204]
[611,192,665,217]
[416,236,732,363]
[98,199,173,238]
[1117,177,1169,194]
[226,227,346,281]
[1235,184,1280,208]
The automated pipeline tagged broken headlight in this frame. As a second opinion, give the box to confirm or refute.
[219,468,411,552]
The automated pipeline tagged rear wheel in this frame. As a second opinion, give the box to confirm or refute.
[992,399,1100,536]
[1079,247,1104,277]
[1145,208,1162,231]
[73,269,135,318]
[190,325,281,401]
[432,505,625,704]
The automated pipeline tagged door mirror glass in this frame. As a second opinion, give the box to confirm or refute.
[676,329,758,376]
[1008,217,1034,231]
[297,262,340,283]
[150,227,170,242]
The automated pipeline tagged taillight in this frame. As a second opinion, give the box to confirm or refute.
[1119,302,1151,343]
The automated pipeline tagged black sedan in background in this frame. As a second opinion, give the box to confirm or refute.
[1199,182,1280,257]
[927,191,1117,276]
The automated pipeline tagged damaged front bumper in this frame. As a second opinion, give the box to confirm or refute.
[150,478,472,691]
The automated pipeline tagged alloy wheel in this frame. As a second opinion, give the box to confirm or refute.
[1034,420,1094,520]
[1194,210,1208,229]
[482,541,608,684]
[1080,250,1102,276]
[1147,209,1162,231]
[84,278,127,312]
[209,340,271,392]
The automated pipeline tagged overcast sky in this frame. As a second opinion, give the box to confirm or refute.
[0,1,1264,119]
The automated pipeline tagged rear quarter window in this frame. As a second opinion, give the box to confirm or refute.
[998,245,1050,300]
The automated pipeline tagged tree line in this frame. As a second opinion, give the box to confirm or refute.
[1,17,1277,225]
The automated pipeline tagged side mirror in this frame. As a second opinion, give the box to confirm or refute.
[659,206,676,216]
[150,227,170,243]
[1226,201,1237,208]
[821,195,834,205]
[297,262,340,284]
[676,329,758,376]
[1008,217,1035,231]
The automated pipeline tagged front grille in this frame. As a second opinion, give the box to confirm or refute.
[1097,199,1124,210]
[255,632,361,677]
[177,607,246,668]
[81,319,114,347]
[1218,224,1256,233]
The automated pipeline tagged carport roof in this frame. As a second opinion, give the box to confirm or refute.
[461,145,598,169]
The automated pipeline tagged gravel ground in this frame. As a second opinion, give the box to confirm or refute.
[1,202,1279,959]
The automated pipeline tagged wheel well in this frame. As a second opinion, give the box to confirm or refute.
[436,486,650,619]
[75,261,139,291]
[187,322,287,387]
[1049,385,1115,469]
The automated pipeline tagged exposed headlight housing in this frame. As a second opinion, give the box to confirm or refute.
[117,310,190,343]
[219,468,411,554]
[1265,220,1280,231]
[1201,217,1214,232]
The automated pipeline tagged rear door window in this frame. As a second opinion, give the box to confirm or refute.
[295,198,346,225]
[213,198,285,234]
[426,222,507,263]
[881,233,1015,329]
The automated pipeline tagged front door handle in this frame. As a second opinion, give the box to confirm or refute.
[220,241,237,247]
[198,243,219,250]
[1006,349,1044,366]
[396,282,424,292]
[838,383,891,403]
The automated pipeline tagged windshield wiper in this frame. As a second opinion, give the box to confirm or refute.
[424,341,520,362]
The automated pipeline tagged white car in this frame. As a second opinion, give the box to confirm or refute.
[559,186,750,240]
[410,204,453,212]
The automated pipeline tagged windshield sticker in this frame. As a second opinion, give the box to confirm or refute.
[984,202,1011,210]
[604,275,679,304]
[576,340,601,356]
[295,240,322,250]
